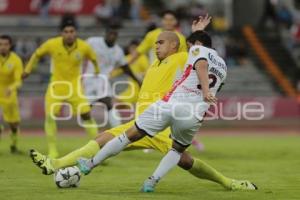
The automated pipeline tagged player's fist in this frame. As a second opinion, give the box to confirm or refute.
[204,91,217,104]
[22,72,30,79]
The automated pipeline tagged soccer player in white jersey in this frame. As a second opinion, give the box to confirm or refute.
[77,30,257,192]
[84,28,140,127]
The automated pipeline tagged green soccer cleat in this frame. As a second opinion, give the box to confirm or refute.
[29,149,55,175]
[77,158,93,175]
[230,179,258,191]
[141,177,159,193]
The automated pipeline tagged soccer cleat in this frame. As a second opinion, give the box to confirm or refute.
[77,158,93,175]
[141,177,159,193]
[230,179,258,191]
[29,149,55,175]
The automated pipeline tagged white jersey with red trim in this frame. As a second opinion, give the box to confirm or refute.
[163,45,227,119]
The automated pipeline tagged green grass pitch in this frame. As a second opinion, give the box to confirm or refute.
[0,132,299,200]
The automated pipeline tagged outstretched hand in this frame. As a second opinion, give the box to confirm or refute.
[192,14,212,33]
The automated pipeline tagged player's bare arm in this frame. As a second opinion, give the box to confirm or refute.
[192,14,212,33]
[119,64,142,86]
[194,59,217,104]
[22,53,42,79]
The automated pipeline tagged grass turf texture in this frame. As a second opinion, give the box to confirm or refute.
[0,133,299,200]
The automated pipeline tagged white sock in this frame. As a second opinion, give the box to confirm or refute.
[151,149,182,181]
[91,133,131,166]
[108,108,122,127]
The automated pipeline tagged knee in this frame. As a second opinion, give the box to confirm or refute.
[126,126,145,142]
[177,152,194,170]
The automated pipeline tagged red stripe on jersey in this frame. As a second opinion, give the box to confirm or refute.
[162,64,193,102]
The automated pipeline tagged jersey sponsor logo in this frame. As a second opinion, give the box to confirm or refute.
[7,63,13,69]
[208,53,226,71]
[74,52,82,60]
[209,67,224,80]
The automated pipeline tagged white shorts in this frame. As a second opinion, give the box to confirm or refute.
[135,100,204,147]
[83,74,112,103]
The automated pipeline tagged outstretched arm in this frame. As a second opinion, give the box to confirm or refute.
[191,14,212,33]
[22,41,50,79]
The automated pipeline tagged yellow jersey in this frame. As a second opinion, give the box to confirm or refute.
[25,36,99,84]
[0,52,23,98]
[136,51,188,114]
[136,28,187,61]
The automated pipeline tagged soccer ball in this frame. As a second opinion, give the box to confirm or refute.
[54,166,81,188]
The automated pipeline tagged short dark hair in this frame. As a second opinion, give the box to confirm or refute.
[186,31,212,48]
[60,19,78,31]
[0,35,13,45]
[105,26,118,35]
[161,10,178,20]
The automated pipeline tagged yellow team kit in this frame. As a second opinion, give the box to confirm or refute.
[25,37,99,116]
[0,52,23,123]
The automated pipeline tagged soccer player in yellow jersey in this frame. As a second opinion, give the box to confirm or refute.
[30,18,256,191]
[0,35,23,154]
[128,10,187,64]
[23,20,100,158]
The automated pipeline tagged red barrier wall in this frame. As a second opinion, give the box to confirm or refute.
[0,0,101,15]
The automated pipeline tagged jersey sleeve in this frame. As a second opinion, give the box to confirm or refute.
[9,56,23,90]
[136,31,153,55]
[116,48,127,67]
[85,43,100,74]
[176,52,188,71]
[178,33,188,53]
[24,40,51,73]
[190,46,209,68]
[138,55,150,72]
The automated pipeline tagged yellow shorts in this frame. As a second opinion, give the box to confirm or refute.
[107,119,172,154]
[45,82,90,116]
[0,95,20,123]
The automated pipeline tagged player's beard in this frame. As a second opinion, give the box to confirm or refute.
[0,51,9,57]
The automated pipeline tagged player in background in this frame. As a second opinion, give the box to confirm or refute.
[30,18,256,192]
[84,28,140,128]
[110,40,149,105]
[23,20,100,158]
[76,30,257,192]
[128,10,187,64]
[0,35,23,154]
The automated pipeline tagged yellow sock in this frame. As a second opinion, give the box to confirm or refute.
[44,116,58,158]
[52,140,100,170]
[83,119,98,139]
[189,158,232,189]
